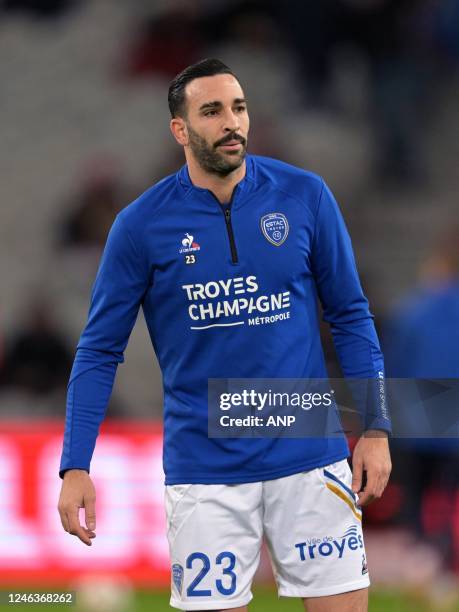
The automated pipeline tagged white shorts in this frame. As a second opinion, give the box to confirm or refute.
[165,459,370,611]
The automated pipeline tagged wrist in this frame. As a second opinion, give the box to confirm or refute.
[63,468,89,478]
[363,429,389,438]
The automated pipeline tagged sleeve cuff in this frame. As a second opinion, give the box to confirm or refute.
[59,467,90,479]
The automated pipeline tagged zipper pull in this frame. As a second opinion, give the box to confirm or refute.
[225,208,231,221]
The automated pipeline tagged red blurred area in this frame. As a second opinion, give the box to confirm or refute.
[0,421,169,587]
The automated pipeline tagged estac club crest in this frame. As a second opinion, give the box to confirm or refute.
[260,212,289,246]
[172,563,184,594]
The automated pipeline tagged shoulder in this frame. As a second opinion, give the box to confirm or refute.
[250,154,325,208]
[117,171,180,233]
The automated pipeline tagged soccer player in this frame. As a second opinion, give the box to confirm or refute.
[58,59,392,612]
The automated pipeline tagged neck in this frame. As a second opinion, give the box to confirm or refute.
[186,154,246,204]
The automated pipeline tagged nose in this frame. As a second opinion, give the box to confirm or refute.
[223,108,240,133]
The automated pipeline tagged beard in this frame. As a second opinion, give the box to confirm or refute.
[186,123,247,176]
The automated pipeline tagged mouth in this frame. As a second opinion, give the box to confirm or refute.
[218,140,243,151]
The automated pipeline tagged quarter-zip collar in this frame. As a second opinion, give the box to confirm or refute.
[177,154,255,210]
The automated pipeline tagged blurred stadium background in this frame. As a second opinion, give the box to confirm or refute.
[1,0,459,610]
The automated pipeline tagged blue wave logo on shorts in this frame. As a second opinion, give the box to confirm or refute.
[172,563,184,594]
[341,525,358,539]
[295,524,364,561]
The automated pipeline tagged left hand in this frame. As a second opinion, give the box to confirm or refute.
[351,430,392,507]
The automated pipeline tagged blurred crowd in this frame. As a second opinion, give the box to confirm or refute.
[1,0,458,580]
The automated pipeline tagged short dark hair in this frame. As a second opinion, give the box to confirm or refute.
[168,58,237,118]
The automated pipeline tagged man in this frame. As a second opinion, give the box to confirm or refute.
[58,59,392,612]
[383,223,459,559]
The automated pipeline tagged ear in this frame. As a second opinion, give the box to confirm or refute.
[170,117,188,146]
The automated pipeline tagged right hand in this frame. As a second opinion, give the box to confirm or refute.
[57,469,97,546]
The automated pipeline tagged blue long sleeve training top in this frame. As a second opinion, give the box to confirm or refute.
[59,154,391,484]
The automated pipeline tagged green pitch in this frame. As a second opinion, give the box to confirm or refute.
[135,588,457,611]
[1,587,457,611]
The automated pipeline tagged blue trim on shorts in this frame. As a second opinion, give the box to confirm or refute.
[323,468,356,501]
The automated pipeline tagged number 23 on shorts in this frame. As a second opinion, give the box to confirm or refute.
[175,551,237,597]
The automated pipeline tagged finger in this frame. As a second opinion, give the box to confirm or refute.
[77,526,96,539]
[359,468,391,504]
[58,507,70,533]
[356,472,378,506]
[66,509,92,546]
[371,466,389,495]
[82,527,97,539]
[59,507,95,538]
[84,496,96,532]
[351,457,363,494]
[375,474,390,499]
[357,491,375,507]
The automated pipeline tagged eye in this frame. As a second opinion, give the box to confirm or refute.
[204,109,218,117]
[235,105,247,113]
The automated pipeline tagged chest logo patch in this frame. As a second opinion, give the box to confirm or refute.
[260,212,289,246]
[172,563,184,594]
[179,232,200,254]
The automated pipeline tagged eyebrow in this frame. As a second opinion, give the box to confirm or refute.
[199,98,247,111]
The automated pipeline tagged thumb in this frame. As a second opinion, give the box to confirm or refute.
[84,497,96,531]
[351,455,363,494]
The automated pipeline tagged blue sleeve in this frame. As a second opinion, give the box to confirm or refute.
[311,180,391,433]
[59,214,149,478]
